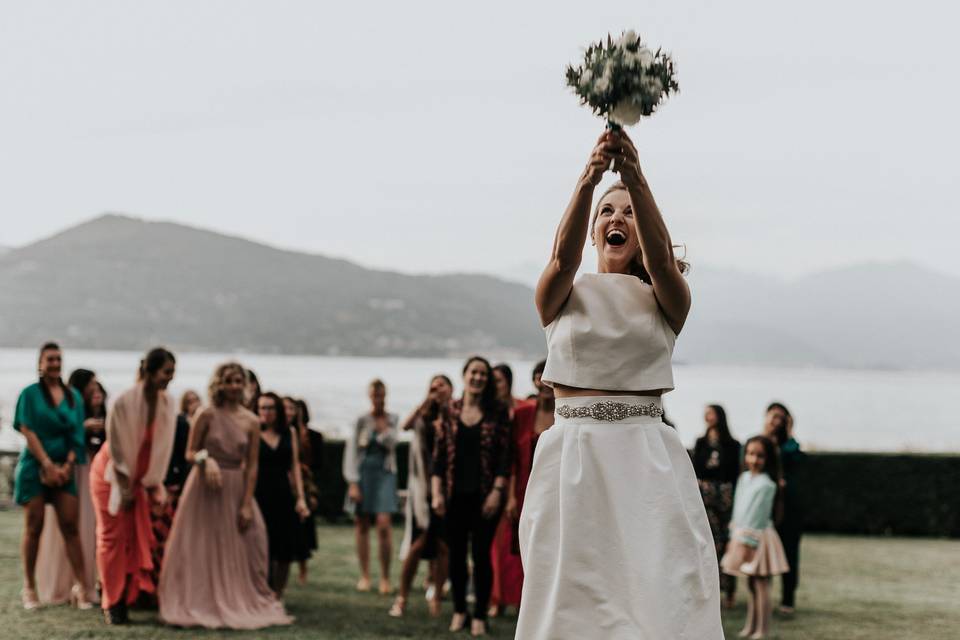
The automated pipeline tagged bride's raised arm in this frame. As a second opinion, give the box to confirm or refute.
[609,128,690,335]
[535,132,616,326]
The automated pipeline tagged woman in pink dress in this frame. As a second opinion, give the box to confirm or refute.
[158,362,291,630]
[90,348,178,624]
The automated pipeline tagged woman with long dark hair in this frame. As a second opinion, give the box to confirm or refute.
[489,362,532,618]
[693,404,742,609]
[244,369,261,413]
[158,362,291,629]
[14,343,92,610]
[344,379,400,595]
[431,356,512,636]
[517,128,722,639]
[255,392,310,597]
[90,347,177,624]
[764,401,805,616]
[493,359,556,619]
[390,374,453,618]
[284,396,319,586]
[35,370,105,606]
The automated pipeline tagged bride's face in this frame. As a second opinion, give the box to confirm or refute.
[593,189,640,274]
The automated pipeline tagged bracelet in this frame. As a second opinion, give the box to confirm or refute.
[493,486,505,494]
[194,449,209,465]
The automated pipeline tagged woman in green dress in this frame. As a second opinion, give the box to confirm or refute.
[15,342,92,610]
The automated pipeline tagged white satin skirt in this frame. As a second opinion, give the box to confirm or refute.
[516,396,723,640]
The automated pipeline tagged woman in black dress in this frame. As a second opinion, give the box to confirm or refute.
[693,404,741,609]
[255,392,310,597]
[284,396,319,585]
[764,401,804,615]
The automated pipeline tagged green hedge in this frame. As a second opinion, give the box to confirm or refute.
[317,443,960,538]
[795,452,959,537]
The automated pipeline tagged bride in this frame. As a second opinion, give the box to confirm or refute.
[515,128,723,639]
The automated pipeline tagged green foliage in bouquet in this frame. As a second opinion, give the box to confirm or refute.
[565,30,679,127]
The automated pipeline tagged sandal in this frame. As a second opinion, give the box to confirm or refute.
[21,586,39,611]
[449,612,468,632]
[388,596,406,618]
[71,584,93,610]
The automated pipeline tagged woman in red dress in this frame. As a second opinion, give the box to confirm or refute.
[90,348,177,624]
[489,362,554,617]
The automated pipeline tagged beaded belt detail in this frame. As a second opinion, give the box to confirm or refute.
[556,400,664,421]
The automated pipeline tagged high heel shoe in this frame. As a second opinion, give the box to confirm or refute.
[471,618,488,636]
[71,584,93,610]
[21,586,39,611]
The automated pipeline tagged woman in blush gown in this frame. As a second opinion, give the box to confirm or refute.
[158,362,291,630]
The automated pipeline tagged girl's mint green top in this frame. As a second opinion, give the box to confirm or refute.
[13,382,86,505]
[730,471,777,547]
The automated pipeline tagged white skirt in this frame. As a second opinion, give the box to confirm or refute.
[516,396,723,640]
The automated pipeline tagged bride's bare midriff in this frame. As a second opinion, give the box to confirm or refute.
[552,383,665,398]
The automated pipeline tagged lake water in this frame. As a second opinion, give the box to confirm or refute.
[0,348,957,453]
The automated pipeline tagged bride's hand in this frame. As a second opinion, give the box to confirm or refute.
[608,129,643,188]
[581,132,616,187]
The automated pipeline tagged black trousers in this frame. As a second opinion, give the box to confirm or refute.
[445,493,499,620]
[776,520,802,607]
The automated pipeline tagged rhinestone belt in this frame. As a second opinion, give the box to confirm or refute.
[556,400,664,421]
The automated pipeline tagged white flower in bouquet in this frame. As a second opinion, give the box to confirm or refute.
[565,30,678,128]
[608,99,645,127]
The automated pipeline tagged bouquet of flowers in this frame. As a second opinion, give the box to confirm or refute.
[565,30,678,128]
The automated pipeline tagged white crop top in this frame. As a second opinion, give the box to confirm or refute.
[541,272,676,392]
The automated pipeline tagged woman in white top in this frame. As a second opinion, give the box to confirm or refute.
[515,129,723,639]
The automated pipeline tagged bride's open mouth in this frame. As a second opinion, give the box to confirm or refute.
[605,229,627,247]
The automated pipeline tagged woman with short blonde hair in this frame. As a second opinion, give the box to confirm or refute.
[343,378,400,595]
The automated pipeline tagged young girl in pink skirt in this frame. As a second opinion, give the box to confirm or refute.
[721,436,790,639]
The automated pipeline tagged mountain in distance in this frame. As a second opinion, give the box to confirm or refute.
[678,261,960,369]
[0,214,543,358]
[1,214,958,369]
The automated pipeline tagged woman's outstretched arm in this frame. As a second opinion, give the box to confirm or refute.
[535,132,616,326]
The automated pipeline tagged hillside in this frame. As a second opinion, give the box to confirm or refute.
[0,215,543,357]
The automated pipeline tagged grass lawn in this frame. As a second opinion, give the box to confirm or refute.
[0,509,957,639]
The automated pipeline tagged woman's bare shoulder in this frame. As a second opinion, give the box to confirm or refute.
[237,407,261,432]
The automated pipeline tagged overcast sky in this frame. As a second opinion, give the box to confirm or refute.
[1,1,956,281]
